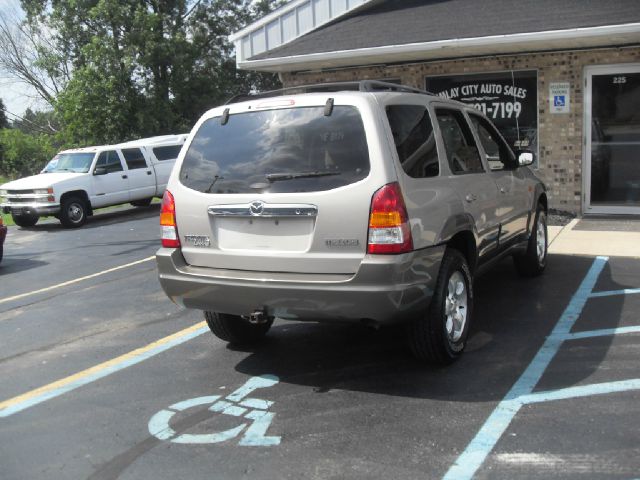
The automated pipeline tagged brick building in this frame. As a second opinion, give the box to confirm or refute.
[231,0,640,215]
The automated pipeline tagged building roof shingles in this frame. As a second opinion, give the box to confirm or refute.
[250,0,640,60]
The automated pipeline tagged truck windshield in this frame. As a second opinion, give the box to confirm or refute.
[43,153,95,173]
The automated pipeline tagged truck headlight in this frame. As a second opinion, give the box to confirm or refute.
[34,187,55,202]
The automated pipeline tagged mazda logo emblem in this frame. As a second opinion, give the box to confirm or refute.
[249,201,265,216]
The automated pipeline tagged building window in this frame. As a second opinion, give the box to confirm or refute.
[425,70,538,165]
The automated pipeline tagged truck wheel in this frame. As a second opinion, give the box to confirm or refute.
[204,311,273,345]
[131,198,153,207]
[60,196,88,228]
[513,204,547,277]
[408,248,473,365]
[12,212,39,228]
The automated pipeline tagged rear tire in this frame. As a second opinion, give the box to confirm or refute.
[131,198,153,207]
[12,212,39,228]
[204,311,273,345]
[408,248,473,365]
[60,196,88,228]
[513,204,547,277]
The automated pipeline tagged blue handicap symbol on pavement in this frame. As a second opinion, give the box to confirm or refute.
[554,95,565,107]
[148,374,281,446]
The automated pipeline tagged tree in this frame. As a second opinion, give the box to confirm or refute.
[0,8,70,108]
[20,0,284,145]
[11,108,59,135]
[0,99,8,130]
[0,128,57,178]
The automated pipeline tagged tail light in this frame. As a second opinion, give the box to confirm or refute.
[160,190,180,248]
[367,182,413,254]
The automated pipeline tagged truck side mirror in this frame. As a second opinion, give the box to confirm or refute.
[516,150,534,167]
[93,166,108,176]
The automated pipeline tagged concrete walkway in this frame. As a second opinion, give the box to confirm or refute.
[549,218,640,258]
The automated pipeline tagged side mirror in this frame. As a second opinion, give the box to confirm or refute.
[517,150,534,167]
[93,166,107,176]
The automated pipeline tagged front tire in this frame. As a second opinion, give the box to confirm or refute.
[60,196,88,228]
[408,248,473,365]
[513,204,547,277]
[204,311,273,345]
[12,212,39,228]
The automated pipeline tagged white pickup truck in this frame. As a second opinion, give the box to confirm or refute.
[0,134,187,228]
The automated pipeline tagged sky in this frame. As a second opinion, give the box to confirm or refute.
[0,0,44,119]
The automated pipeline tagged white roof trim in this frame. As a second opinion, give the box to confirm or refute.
[230,0,312,42]
[230,0,377,61]
[238,22,640,72]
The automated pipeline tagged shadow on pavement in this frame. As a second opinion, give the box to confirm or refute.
[233,254,628,403]
[18,204,160,232]
[0,256,48,277]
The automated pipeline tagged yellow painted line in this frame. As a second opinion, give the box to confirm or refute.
[0,255,155,305]
[0,321,208,418]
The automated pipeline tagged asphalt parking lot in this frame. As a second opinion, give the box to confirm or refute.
[1,207,639,480]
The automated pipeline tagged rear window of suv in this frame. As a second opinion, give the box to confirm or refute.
[179,106,370,194]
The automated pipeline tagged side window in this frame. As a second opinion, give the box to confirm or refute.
[152,145,182,161]
[122,148,148,169]
[435,109,484,174]
[95,151,123,173]
[386,105,439,178]
[469,114,516,171]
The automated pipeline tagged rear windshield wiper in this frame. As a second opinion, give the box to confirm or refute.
[266,171,341,182]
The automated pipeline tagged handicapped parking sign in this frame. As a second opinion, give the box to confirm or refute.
[549,82,570,113]
[148,374,281,446]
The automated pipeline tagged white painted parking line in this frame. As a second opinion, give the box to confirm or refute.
[0,256,155,305]
[0,321,208,418]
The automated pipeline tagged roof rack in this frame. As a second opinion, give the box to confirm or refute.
[225,80,437,104]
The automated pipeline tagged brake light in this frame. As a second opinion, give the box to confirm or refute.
[367,182,413,254]
[160,190,180,248]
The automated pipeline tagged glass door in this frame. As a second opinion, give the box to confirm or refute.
[584,64,640,214]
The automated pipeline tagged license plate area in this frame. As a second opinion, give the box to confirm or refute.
[215,217,314,252]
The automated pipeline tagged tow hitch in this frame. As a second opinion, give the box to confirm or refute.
[248,308,271,325]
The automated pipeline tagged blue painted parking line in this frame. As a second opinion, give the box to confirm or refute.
[0,322,209,418]
[519,379,640,405]
[444,254,640,479]
[442,256,610,480]
[560,325,640,341]
[589,288,640,298]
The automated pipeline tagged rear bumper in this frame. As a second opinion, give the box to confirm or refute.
[156,246,445,325]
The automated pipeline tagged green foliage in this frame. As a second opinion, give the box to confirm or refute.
[0,128,58,178]
[20,0,284,145]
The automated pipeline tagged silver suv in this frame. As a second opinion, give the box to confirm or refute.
[157,81,547,365]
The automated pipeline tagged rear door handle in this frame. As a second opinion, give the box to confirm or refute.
[500,187,508,194]
[465,194,477,203]
[122,174,128,179]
